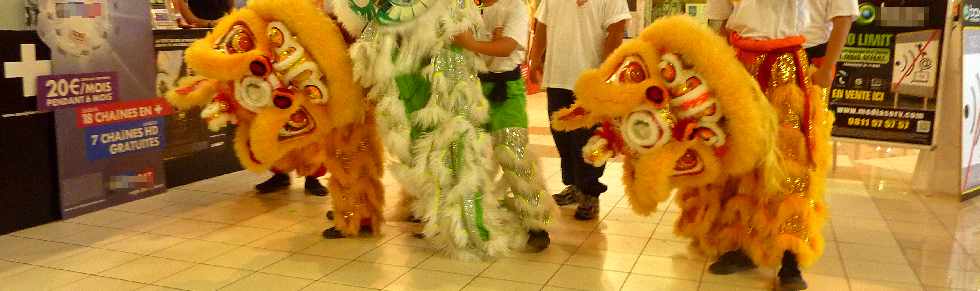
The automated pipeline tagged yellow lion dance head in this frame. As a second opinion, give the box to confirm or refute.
[551,16,783,215]
[165,0,366,172]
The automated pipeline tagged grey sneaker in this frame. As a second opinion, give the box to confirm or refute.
[574,195,599,220]
[552,186,579,206]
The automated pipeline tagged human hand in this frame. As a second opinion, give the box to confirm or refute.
[529,59,543,84]
[812,66,834,88]
[452,30,475,47]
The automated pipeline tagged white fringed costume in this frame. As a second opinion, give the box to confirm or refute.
[332,0,553,260]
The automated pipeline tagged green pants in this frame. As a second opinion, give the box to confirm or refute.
[482,79,529,131]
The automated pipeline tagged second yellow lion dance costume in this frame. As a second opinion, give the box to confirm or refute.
[551,15,832,289]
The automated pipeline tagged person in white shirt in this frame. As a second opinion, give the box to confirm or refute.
[453,0,554,252]
[527,0,630,221]
[803,0,858,87]
[707,0,837,290]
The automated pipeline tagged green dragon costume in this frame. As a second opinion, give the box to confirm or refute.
[332,0,554,260]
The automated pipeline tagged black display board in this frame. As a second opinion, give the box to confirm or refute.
[154,29,241,187]
[0,31,60,234]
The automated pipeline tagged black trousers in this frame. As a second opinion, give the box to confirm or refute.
[546,88,607,197]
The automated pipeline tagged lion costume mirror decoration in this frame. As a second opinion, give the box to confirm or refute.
[552,16,833,268]
[164,0,384,238]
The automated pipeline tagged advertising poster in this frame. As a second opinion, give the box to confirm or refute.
[37,0,166,217]
[829,0,947,146]
[154,29,240,187]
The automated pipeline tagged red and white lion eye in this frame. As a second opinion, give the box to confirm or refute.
[216,23,255,54]
[606,56,648,84]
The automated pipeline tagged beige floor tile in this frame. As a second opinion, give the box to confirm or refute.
[149,219,228,239]
[905,248,979,271]
[807,273,851,290]
[481,258,561,284]
[199,225,277,245]
[56,226,140,246]
[239,213,305,230]
[652,224,688,242]
[462,277,541,291]
[152,239,238,263]
[384,269,474,291]
[844,259,920,284]
[596,220,656,238]
[547,228,593,246]
[11,221,95,240]
[840,242,910,265]
[835,225,901,248]
[54,276,148,291]
[566,248,639,272]
[546,265,628,291]
[621,274,699,291]
[46,248,141,274]
[384,232,432,248]
[101,233,186,255]
[100,256,195,283]
[302,281,377,291]
[261,254,348,280]
[0,267,88,290]
[580,233,649,254]
[220,272,313,291]
[810,256,846,276]
[248,231,321,252]
[632,255,704,280]
[356,244,435,267]
[70,209,143,227]
[0,236,88,265]
[642,238,705,261]
[206,246,291,271]
[417,254,492,275]
[322,261,410,289]
[849,279,925,291]
[191,207,266,225]
[112,196,175,213]
[146,203,209,218]
[107,214,180,232]
[282,219,330,235]
[0,259,33,277]
[156,264,251,291]
[697,282,768,291]
[912,266,980,289]
[503,243,576,264]
[604,208,660,224]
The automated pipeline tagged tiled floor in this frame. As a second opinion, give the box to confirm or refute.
[2,94,980,291]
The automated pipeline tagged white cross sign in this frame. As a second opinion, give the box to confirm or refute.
[4,44,52,97]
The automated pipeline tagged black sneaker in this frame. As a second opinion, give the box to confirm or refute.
[527,229,551,252]
[552,186,579,206]
[322,227,345,239]
[708,250,758,275]
[255,173,291,193]
[574,195,599,220]
[777,251,807,290]
[777,272,808,291]
[305,177,329,196]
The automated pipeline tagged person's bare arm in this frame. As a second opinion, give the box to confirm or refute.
[603,20,626,60]
[813,15,855,87]
[529,21,547,83]
[453,30,519,57]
